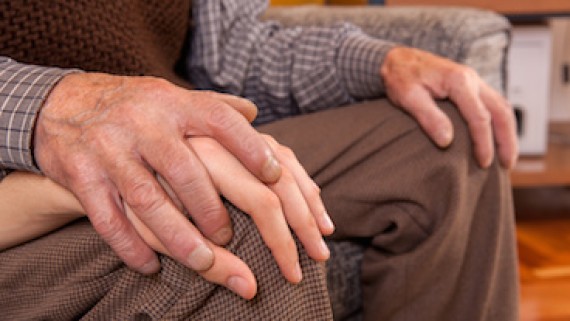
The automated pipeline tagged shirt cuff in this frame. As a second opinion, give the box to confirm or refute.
[336,33,397,100]
[0,59,80,176]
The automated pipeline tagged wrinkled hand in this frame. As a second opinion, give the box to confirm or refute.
[34,73,283,275]
[130,136,334,299]
[381,47,518,169]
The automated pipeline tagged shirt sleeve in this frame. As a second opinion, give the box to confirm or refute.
[0,57,79,180]
[187,0,396,125]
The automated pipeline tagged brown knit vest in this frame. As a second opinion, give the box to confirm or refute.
[0,0,191,86]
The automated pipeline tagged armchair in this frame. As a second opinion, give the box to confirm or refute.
[264,5,511,321]
[265,5,511,94]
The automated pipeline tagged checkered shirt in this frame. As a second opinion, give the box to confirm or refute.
[0,0,396,179]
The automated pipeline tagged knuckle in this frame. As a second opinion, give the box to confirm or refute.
[74,178,107,200]
[200,90,218,98]
[192,197,224,224]
[65,152,94,176]
[277,145,295,160]
[399,85,422,108]
[450,66,477,86]
[124,178,164,214]
[162,152,196,182]
[66,160,109,192]
[91,211,134,253]
[163,163,188,183]
[205,103,238,132]
[494,109,513,128]
[260,191,282,213]
[261,134,278,146]
[141,76,173,92]
[472,109,492,127]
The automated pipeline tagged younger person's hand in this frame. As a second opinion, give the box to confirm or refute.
[130,135,334,299]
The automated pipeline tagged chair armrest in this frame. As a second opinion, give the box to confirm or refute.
[264,5,511,94]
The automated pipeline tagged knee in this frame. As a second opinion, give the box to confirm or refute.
[410,100,511,230]
[433,100,507,176]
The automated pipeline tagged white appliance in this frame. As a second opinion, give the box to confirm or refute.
[507,25,552,155]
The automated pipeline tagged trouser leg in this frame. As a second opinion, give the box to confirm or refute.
[259,99,519,321]
[0,202,332,320]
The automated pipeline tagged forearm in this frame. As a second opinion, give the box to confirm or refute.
[0,170,164,254]
[188,0,396,125]
[0,171,84,250]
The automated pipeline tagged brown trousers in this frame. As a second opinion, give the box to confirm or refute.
[0,99,519,321]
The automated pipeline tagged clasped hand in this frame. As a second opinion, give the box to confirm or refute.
[32,46,518,300]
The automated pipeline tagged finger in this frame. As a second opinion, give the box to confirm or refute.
[269,167,330,262]
[203,91,258,123]
[186,95,282,183]
[142,137,232,246]
[397,85,454,148]
[189,138,302,284]
[74,180,160,274]
[480,82,519,169]
[263,135,334,236]
[125,205,257,299]
[109,156,215,273]
[447,76,495,168]
[199,242,257,300]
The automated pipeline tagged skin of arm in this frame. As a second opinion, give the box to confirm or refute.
[0,171,84,250]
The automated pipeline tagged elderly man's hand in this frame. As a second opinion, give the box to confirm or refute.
[381,47,518,169]
[33,72,287,275]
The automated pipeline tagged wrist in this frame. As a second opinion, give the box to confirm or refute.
[0,61,77,175]
[33,72,86,173]
[379,46,411,86]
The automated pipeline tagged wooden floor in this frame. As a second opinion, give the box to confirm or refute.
[520,276,570,321]
[515,187,570,321]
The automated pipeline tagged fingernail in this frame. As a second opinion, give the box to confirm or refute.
[292,262,303,284]
[436,128,453,147]
[228,276,250,299]
[481,156,493,168]
[211,226,233,245]
[320,239,330,260]
[321,211,335,233]
[188,243,214,271]
[262,154,281,182]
